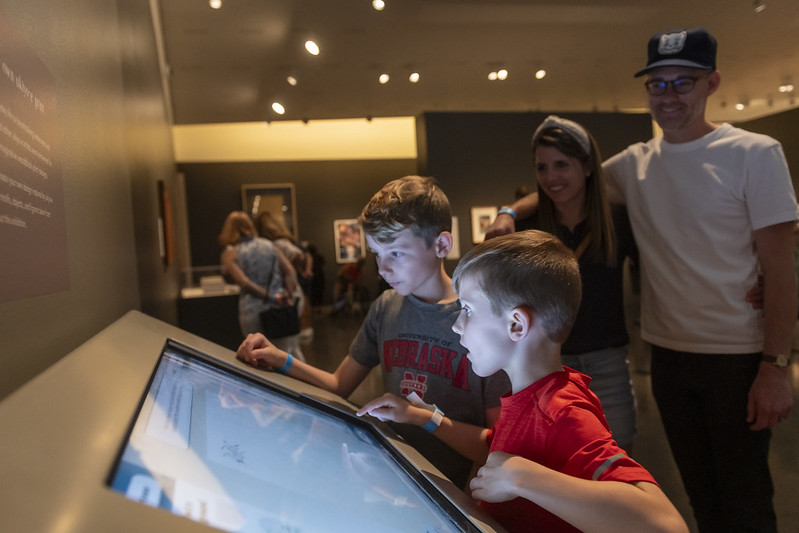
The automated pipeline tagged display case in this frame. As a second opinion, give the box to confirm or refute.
[178,266,242,350]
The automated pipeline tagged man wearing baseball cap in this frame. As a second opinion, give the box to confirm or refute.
[602,27,798,531]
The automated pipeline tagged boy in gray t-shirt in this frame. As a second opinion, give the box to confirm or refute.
[238,175,509,487]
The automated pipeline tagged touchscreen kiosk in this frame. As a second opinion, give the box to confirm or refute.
[108,339,482,533]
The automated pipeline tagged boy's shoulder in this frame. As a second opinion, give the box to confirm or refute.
[373,289,460,315]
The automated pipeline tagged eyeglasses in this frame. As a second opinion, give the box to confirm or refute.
[644,76,701,96]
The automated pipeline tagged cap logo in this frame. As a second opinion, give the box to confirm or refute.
[658,31,687,55]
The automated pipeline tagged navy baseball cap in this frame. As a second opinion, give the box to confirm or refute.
[634,28,717,77]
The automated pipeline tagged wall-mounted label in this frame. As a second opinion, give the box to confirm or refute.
[0,8,68,302]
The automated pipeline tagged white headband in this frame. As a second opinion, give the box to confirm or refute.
[532,115,591,155]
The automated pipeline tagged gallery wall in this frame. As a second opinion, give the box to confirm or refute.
[0,0,177,400]
[179,158,418,302]
[179,111,654,305]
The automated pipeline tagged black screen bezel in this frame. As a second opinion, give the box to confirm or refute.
[106,338,482,532]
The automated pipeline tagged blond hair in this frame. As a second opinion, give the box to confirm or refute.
[256,211,293,241]
[218,211,256,247]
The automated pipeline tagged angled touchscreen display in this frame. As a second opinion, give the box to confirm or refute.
[108,340,477,533]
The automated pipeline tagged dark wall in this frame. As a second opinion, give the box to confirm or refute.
[179,159,418,302]
[119,1,182,324]
[418,111,654,268]
[179,112,653,303]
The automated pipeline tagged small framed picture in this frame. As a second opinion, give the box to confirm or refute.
[241,183,297,240]
[333,219,366,263]
[471,206,497,243]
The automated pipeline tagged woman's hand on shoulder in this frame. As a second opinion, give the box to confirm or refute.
[484,215,515,240]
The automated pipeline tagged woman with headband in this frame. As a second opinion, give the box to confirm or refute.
[510,115,639,451]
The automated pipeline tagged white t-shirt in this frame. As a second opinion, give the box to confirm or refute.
[604,123,798,353]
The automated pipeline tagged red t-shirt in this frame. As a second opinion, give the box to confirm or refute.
[481,367,656,533]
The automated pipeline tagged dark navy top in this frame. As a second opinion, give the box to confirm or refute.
[525,206,638,355]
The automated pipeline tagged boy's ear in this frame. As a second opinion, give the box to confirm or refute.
[508,306,533,341]
[433,231,453,258]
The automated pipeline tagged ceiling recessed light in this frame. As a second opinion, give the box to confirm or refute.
[305,40,320,56]
[379,73,390,84]
[488,71,498,81]
[209,0,222,9]
[778,84,794,93]
[535,69,547,80]
[735,103,746,110]
[272,102,285,114]
[497,69,508,81]
[287,76,298,86]
[372,0,385,11]
[409,72,420,83]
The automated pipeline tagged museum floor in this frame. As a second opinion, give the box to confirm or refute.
[293,302,799,533]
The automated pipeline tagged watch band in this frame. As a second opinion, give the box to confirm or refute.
[423,405,445,433]
[762,353,790,368]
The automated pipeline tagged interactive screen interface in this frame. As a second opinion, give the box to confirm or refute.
[108,340,478,533]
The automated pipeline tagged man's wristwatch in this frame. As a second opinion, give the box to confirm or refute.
[762,353,791,368]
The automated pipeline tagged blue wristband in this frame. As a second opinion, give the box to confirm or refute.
[276,353,293,374]
[497,206,517,220]
[422,405,445,433]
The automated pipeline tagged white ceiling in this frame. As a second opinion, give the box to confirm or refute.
[154,0,799,125]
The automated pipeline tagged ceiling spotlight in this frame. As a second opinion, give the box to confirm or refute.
[778,84,794,93]
[209,0,222,9]
[497,69,508,80]
[379,73,390,84]
[271,102,285,115]
[286,76,298,86]
[372,0,386,11]
[305,40,320,56]
[735,103,746,111]
[409,72,420,83]
[488,71,498,81]
[753,0,767,13]
[535,69,547,80]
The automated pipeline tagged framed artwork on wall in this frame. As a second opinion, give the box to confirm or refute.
[157,180,175,266]
[470,206,497,244]
[241,184,297,240]
[333,219,366,264]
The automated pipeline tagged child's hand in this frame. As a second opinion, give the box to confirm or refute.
[470,451,526,503]
[356,393,429,426]
[236,332,286,370]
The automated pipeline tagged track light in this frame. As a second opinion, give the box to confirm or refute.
[305,40,320,56]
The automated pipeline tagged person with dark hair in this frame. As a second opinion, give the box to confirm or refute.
[358,231,688,533]
[237,176,508,488]
[486,28,797,531]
